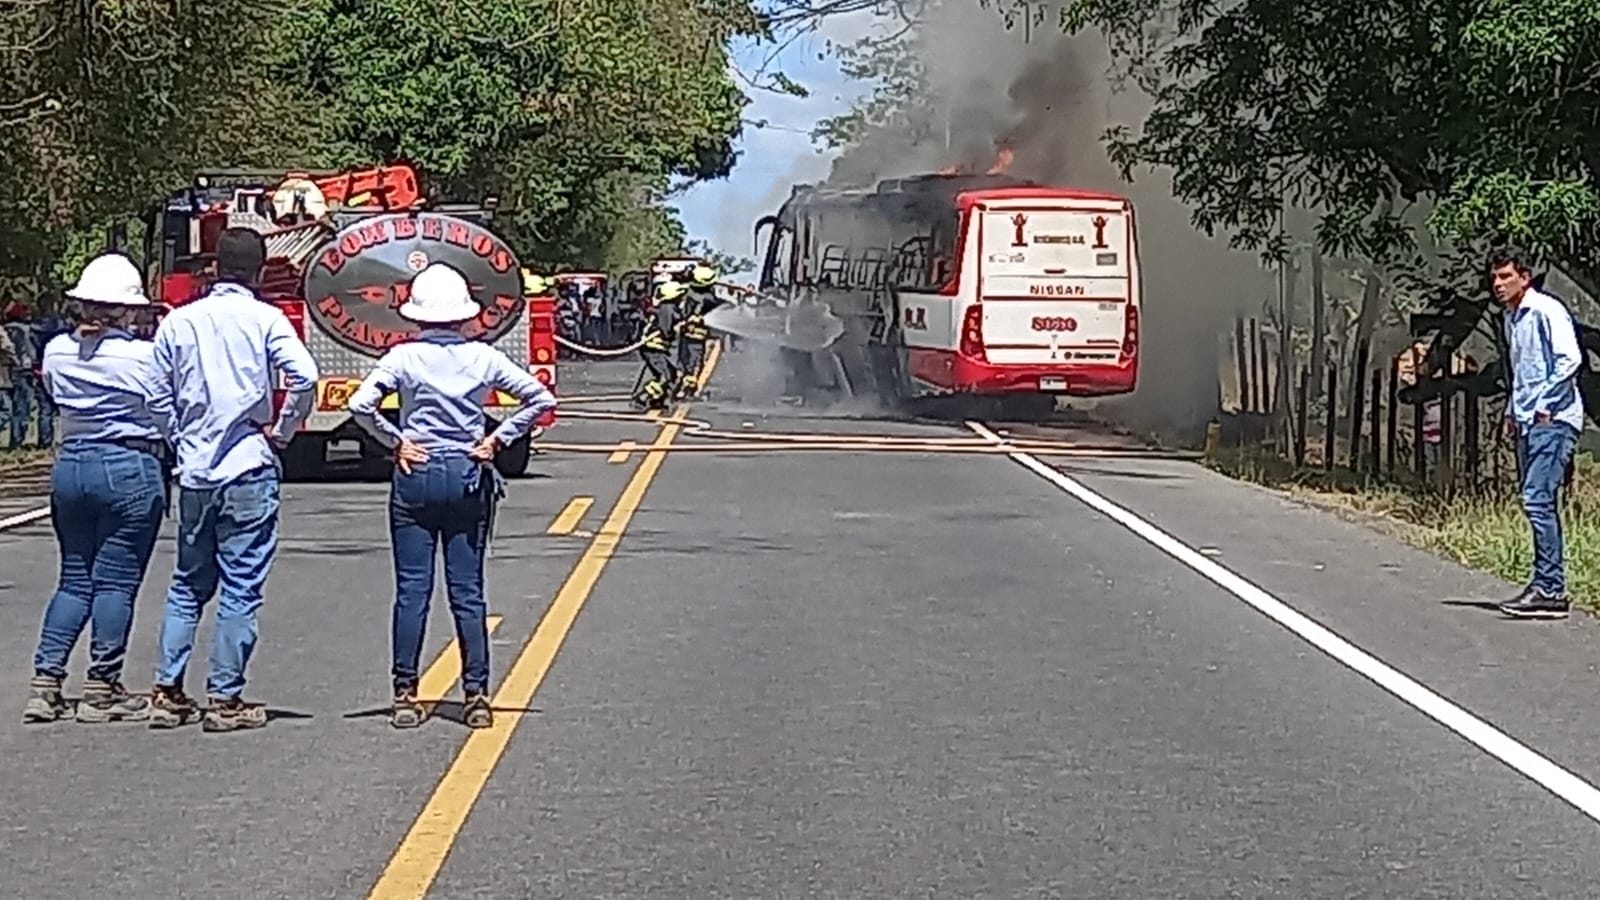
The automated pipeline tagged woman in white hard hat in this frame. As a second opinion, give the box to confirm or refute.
[348,262,557,730]
[23,252,173,725]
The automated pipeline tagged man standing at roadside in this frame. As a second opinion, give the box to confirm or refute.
[1493,247,1585,619]
[146,228,319,730]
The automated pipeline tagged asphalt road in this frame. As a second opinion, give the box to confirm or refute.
[3,353,1600,899]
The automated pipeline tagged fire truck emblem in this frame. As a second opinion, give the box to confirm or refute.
[1091,215,1109,249]
[1011,213,1028,247]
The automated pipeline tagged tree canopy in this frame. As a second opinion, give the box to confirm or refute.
[1058,0,1600,290]
[0,0,763,290]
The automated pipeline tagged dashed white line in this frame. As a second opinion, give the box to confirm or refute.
[966,418,1600,825]
[0,505,50,531]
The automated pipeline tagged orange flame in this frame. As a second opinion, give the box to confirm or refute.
[985,146,1015,175]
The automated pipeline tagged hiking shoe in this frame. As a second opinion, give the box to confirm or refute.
[76,679,151,723]
[1499,590,1570,620]
[463,692,493,729]
[390,691,426,729]
[148,684,201,729]
[22,675,70,724]
[202,696,268,732]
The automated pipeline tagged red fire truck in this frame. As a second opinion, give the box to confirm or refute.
[143,165,557,477]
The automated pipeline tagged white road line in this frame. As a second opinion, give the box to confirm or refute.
[0,505,50,531]
[966,419,1600,824]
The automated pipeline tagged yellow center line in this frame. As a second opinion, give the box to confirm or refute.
[367,343,722,900]
[606,440,637,464]
[415,615,504,708]
[545,496,594,536]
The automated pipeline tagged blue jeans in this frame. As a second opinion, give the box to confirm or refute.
[389,455,495,695]
[33,443,165,681]
[155,467,281,698]
[1518,421,1579,595]
[4,376,31,447]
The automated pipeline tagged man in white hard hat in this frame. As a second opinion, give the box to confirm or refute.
[145,227,319,731]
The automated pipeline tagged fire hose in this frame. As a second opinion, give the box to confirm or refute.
[554,335,648,357]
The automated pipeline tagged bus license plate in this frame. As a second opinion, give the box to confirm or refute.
[1039,376,1068,392]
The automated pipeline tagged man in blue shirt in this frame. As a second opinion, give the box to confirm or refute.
[146,228,320,729]
[1492,247,1585,619]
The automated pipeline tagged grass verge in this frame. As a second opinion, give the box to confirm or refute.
[1208,446,1600,610]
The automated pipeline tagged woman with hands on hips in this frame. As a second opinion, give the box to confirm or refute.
[348,262,557,730]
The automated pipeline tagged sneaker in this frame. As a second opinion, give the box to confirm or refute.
[463,692,493,729]
[22,675,70,724]
[1499,588,1571,620]
[202,696,268,732]
[390,690,426,729]
[148,684,201,729]
[76,679,151,723]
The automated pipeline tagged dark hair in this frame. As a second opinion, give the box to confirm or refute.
[216,228,267,285]
[1488,245,1533,277]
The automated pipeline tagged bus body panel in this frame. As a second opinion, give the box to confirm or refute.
[754,177,1141,403]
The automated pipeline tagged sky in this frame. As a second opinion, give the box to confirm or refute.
[674,23,873,261]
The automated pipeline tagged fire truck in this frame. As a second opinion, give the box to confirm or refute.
[752,172,1142,418]
[142,165,558,477]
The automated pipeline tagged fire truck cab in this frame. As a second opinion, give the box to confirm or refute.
[144,165,558,478]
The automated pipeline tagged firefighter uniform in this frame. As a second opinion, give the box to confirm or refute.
[633,280,685,410]
[677,265,720,399]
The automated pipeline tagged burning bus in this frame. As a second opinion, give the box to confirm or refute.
[746,167,1142,419]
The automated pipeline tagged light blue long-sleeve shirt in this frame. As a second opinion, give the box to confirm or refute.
[1505,287,1585,434]
[348,330,557,453]
[40,329,170,444]
[149,282,320,489]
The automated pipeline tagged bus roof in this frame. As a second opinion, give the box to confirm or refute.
[954,186,1130,210]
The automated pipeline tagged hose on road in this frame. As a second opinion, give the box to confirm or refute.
[553,335,647,357]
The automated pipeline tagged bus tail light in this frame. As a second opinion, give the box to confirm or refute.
[1122,304,1139,358]
[959,304,986,361]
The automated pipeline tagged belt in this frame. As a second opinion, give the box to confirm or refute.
[69,436,167,457]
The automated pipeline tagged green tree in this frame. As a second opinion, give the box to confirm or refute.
[0,0,327,283]
[278,0,761,267]
[1059,0,1600,291]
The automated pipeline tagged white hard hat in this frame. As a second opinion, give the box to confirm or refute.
[398,263,481,323]
[65,253,150,306]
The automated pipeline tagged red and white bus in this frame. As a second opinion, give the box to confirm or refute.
[754,173,1141,418]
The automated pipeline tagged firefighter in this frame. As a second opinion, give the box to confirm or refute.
[632,279,685,411]
[677,264,721,399]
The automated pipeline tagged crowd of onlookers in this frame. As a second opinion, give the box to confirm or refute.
[0,300,72,450]
[552,281,648,357]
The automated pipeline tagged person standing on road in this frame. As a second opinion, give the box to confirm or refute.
[348,262,557,730]
[145,228,319,731]
[22,253,173,724]
[1492,247,1585,619]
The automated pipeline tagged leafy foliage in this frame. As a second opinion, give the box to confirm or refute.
[1061,0,1600,287]
[2,0,762,287]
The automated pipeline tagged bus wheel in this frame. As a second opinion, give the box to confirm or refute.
[494,435,532,478]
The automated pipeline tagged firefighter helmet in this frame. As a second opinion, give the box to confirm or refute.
[691,264,718,287]
[522,269,551,296]
[656,280,688,302]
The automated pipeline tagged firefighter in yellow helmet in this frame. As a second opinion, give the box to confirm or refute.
[632,278,686,410]
[676,264,721,399]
